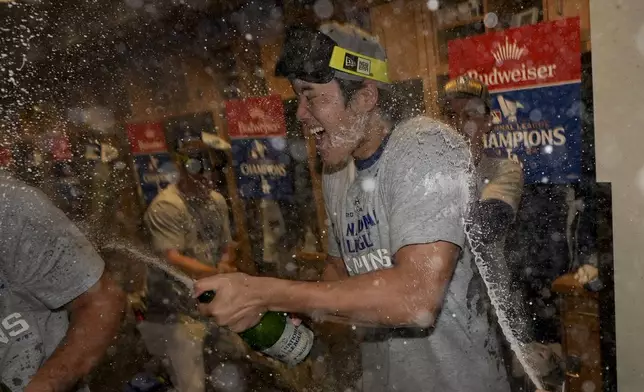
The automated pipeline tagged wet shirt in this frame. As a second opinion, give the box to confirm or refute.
[0,174,104,392]
[143,185,231,322]
[323,117,510,392]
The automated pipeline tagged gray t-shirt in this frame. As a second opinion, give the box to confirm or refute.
[0,174,104,392]
[323,117,509,392]
[143,184,232,322]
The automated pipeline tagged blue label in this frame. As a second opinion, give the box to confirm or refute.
[231,137,293,200]
[133,153,179,205]
[484,83,582,184]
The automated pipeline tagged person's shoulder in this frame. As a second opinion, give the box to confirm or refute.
[0,174,57,215]
[384,116,470,167]
[209,190,229,210]
[146,185,185,216]
[389,116,468,152]
[209,190,227,203]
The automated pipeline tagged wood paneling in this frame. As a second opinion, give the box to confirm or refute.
[370,1,440,115]
[260,37,296,99]
[543,0,591,43]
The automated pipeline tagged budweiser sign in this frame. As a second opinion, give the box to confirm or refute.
[449,18,581,91]
[225,95,286,139]
[126,122,168,154]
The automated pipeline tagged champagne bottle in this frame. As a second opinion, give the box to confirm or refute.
[198,290,314,366]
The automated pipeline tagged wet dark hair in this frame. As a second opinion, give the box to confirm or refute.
[335,78,405,125]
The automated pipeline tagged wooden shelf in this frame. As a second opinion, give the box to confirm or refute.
[436,16,485,31]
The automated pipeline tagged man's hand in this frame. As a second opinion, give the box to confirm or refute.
[574,264,599,285]
[194,273,267,332]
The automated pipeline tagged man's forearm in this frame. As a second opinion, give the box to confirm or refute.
[321,255,348,281]
[26,275,125,392]
[263,267,441,327]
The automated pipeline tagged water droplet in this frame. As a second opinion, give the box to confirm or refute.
[529,109,542,122]
[361,177,376,192]
[484,13,498,28]
[285,261,298,272]
[426,0,439,11]
[313,0,334,19]
[541,176,549,184]
[269,137,287,151]
[636,25,644,57]
[289,139,308,162]
[210,362,246,391]
[144,4,157,14]
[543,145,553,154]
[125,0,143,8]
[244,33,253,41]
[636,166,644,195]
[414,310,432,326]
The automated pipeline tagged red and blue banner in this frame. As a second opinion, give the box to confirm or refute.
[449,18,582,184]
[126,122,177,205]
[225,95,293,200]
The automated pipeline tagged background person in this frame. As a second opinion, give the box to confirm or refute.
[139,140,237,392]
[0,172,125,392]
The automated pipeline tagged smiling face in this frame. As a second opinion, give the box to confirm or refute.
[292,78,370,167]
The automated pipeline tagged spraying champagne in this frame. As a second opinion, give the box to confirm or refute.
[198,290,314,366]
[102,244,316,366]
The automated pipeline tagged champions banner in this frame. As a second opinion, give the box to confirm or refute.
[449,18,582,184]
[225,94,293,200]
[126,122,177,205]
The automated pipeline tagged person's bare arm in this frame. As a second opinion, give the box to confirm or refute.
[269,242,458,326]
[195,241,459,331]
[321,255,348,281]
[165,249,217,279]
[216,242,239,273]
[25,273,125,392]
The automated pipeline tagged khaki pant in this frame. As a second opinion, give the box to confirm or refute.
[137,319,208,392]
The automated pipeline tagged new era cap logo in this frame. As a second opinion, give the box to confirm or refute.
[344,53,372,76]
[344,53,358,71]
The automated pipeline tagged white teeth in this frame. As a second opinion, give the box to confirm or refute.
[309,127,324,136]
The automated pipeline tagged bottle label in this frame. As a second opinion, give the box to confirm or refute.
[261,317,314,366]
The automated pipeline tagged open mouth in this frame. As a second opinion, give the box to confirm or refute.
[309,127,326,139]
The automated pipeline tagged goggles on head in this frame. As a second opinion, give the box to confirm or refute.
[274,26,390,84]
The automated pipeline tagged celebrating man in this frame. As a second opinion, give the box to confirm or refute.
[195,22,510,391]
